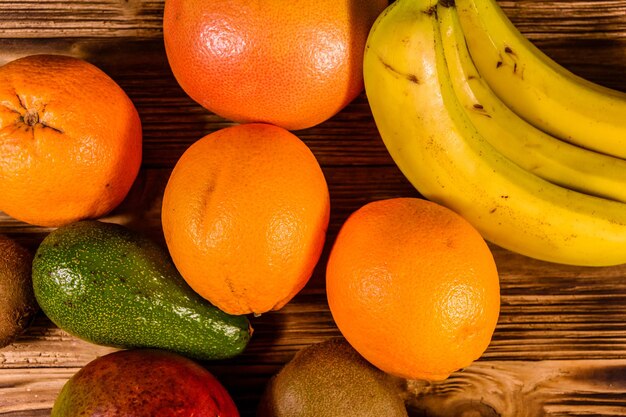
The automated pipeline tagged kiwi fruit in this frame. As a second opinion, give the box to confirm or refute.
[0,235,38,348]
[257,337,408,417]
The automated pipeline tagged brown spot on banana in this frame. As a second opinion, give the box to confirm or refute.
[423,4,438,15]
[378,56,420,84]
[472,103,491,118]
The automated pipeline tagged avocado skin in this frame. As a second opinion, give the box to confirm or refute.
[32,221,251,360]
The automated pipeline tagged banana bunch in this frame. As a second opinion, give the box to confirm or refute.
[363,0,626,266]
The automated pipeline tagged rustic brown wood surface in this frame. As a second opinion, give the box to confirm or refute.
[1,0,626,415]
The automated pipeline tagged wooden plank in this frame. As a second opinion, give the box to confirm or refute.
[1,0,626,40]
[3,360,626,416]
[0,166,420,246]
[499,0,626,39]
[0,368,76,415]
[405,360,626,416]
[0,31,623,166]
[0,35,623,171]
[0,37,395,168]
[3,259,626,367]
[0,0,164,38]
[2,167,626,365]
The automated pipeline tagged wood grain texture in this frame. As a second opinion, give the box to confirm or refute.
[0,37,395,168]
[4,359,626,416]
[0,0,164,38]
[1,0,626,415]
[0,34,623,169]
[405,360,626,416]
[1,0,626,40]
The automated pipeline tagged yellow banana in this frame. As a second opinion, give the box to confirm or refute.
[363,0,626,266]
[453,0,626,158]
[439,5,626,204]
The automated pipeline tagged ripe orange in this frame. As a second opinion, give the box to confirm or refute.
[0,55,142,227]
[326,198,500,381]
[162,0,388,130]
[161,123,330,316]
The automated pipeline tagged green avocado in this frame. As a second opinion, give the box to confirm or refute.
[32,220,251,360]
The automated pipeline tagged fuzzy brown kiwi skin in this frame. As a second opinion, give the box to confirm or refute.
[257,337,408,417]
[0,235,38,348]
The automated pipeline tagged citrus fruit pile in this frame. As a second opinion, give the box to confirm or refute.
[0,0,504,414]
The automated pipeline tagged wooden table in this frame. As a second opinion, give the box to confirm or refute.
[1,1,626,415]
